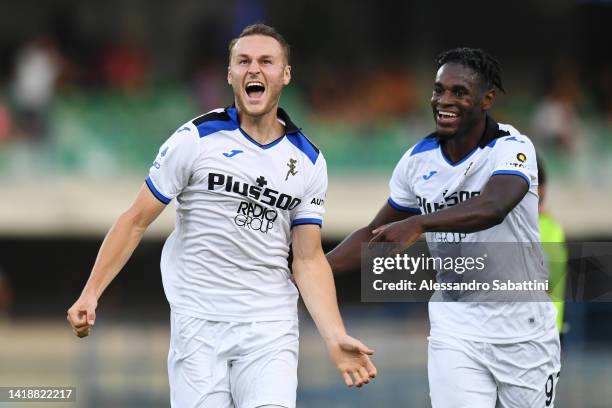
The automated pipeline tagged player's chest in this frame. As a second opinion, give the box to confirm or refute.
[409,155,492,214]
[191,140,306,206]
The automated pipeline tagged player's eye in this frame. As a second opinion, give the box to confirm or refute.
[433,86,442,95]
[238,59,248,65]
[454,89,467,97]
[262,59,272,65]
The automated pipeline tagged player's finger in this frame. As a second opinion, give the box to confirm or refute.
[372,222,392,236]
[342,372,353,387]
[351,370,364,387]
[367,232,384,248]
[87,309,96,326]
[365,358,377,378]
[359,367,370,385]
[67,310,85,328]
[355,340,374,355]
[71,314,89,329]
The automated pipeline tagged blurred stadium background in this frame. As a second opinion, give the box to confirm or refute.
[0,0,611,407]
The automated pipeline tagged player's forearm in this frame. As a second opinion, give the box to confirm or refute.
[81,211,148,299]
[326,226,373,274]
[293,255,347,342]
[419,195,507,233]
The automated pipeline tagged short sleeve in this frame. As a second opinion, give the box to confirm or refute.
[490,134,537,187]
[292,154,328,227]
[388,149,421,214]
[146,124,200,204]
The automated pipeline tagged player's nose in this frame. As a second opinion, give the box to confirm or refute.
[247,61,261,74]
[437,90,454,106]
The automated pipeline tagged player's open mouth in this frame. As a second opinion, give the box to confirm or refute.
[245,81,265,99]
[436,109,460,126]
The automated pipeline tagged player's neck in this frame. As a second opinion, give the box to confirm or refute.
[442,119,486,163]
[238,108,285,145]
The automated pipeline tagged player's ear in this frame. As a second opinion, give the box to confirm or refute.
[227,66,232,85]
[481,88,495,111]
[283,64,291,86]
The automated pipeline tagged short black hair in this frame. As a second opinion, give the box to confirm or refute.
[228,23,290,63]
[436,47,505,93]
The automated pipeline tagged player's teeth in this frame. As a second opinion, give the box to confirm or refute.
[439,111,457,117]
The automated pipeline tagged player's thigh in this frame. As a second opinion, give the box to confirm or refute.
[168,312,234,408]
[231,320,299,408]
[494,331,561,408]
[428,336,497,408]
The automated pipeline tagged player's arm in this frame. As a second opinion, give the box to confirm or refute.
[327,203,416,273]
[66,184,165,338]
[291,224,377,387]
[371,174,528,245]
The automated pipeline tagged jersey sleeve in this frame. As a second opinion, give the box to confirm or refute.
[388,149,421,214]
[292,154,328,227]
[146,124,200,204]
[490,134,537,187]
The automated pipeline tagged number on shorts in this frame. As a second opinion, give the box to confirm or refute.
[545,371,560,406]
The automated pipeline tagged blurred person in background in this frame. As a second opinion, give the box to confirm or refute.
[10,36,61,143]
[67,23,376,408]
[0,268,14,323]
[530,62,585,154]
[537,155,568,337]
[0,98,12,142]
[100,39,149,92]
[328,48,561,407]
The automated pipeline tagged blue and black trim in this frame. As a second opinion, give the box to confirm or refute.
[292,218,323,227]
[145,176,171,204]
[440,145,479,167]
[410,135,439,157]
[192,110,238,138]
[491,170,530,187]
[477,115,510,148]
[387,197,421,214]
[410,116,510,161]
[286,132,319,164]
[191,105,319,162]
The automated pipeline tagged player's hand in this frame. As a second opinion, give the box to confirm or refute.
[326,334,377,388]
[67,293,98,338]
[369,217,424,249]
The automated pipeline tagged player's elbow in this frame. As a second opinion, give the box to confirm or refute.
[117,208,149,233]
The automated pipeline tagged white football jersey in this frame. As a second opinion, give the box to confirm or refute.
[389,117,557,343]
[147,106,327,322]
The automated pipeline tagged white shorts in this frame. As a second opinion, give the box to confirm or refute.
[428,329,561,408]
[168,311,299,408]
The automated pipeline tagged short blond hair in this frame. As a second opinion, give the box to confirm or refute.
[228,23,290,63]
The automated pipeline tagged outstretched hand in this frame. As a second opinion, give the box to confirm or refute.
[327,334,377,387]
[369,217,424,249]
[66,294,97,338]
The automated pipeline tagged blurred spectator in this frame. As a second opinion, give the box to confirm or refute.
[191,59,228,112]
[11,36,61,143]
[358,68,416,122]
[531,62,585,154]
[100,41,149,92]
[0,99,12,141]
[309,67,416,124]
[599,64,612,124]
[0,268,13,322]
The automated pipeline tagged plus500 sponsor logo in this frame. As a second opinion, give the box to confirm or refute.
[208,173,301,210]
[416,190,480,214]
